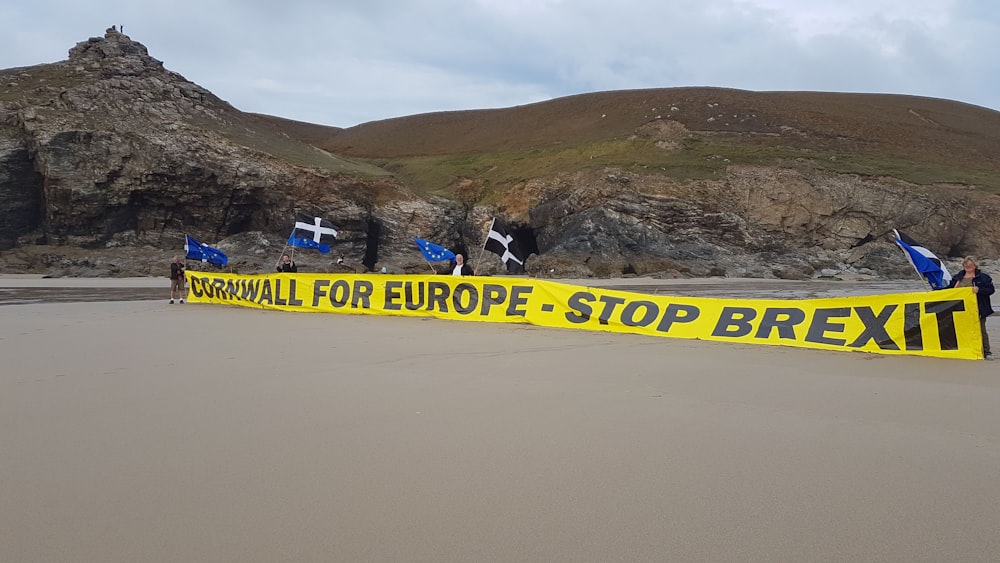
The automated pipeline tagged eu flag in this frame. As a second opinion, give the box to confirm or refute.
[288,234,331,254]
[184,235,228,267]
[414,238,456,262]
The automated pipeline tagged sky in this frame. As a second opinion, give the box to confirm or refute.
[2,0,998,127]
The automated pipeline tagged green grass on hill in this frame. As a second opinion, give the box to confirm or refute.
[219,126,391,177]
[308,88,1000,199]
[0,64,90,102]
[373,136,1000,199]
[820,154,1000,192]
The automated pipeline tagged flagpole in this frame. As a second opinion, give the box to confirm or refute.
[425,259,437,274]
[905,258,932,290]
[475,217,495,275]
[276,228,294,271]
[906,261,933,291]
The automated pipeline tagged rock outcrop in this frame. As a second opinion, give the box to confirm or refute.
[0,30,465,271]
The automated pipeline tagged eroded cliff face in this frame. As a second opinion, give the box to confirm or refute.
[12,32,304,242]
[1,30,997,279]
[506,165,1000,279]
[0,134,43,249]
[0,30,469,271]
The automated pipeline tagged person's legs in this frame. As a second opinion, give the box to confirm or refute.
[982,317,991,358]
[170,279,180,302]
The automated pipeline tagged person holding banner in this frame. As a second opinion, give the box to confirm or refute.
[951,256,994,359]
[169,256,185,304]
[452,254,474,276]
[276,254,298,273]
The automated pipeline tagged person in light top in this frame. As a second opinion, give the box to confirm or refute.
[452,254,473,276]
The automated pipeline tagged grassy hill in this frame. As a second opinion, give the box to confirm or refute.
[285,87,1000,198]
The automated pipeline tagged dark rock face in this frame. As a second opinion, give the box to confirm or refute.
[532,191,741,276]
[0,136,43,249]
[32,126,284,244]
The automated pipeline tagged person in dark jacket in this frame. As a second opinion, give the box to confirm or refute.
[275,254,298,273]
[169,256,185,304]
[951,256,995,359]
[451,254,474,276]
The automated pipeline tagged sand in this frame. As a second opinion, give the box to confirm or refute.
[1,278,999,562]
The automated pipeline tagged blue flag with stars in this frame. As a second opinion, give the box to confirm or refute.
[184,235,228,267]
[414,237,455,262]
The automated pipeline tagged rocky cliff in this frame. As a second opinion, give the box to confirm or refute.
[2,30,999,279]
[0,29,469,275]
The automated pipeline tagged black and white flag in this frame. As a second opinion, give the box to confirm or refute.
[289,213,338,253]
[484,218,527,273]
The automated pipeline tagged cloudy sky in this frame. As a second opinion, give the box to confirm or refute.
[2,0,998,127]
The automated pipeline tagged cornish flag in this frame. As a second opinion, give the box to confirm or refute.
[893,229,952,290]
[484,218,527,273]
[414,237,456,262]
[289,213,338,253]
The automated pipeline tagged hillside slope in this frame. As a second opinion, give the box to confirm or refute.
[311,88,1000,196]
[321,88,1000,162]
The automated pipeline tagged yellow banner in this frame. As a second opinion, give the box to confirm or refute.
[185,273,984,359]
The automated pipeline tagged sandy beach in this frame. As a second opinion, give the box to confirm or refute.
[1,278,998,562]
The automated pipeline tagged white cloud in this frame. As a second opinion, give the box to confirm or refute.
[738,0,955,37]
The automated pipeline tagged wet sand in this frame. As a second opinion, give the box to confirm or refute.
[1,278,998,562]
